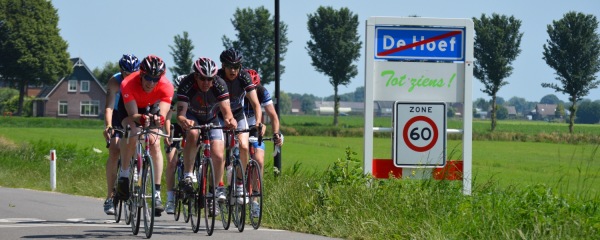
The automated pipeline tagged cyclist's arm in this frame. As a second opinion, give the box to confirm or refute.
[218,99,237,129]
[264,103,279,135]
[104,76,119,140]
[246,89,262,130]
[123,99,141,125]
[176,101,194,130]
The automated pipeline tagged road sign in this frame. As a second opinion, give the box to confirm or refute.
[393,102,446,167]
[375,26,465,61]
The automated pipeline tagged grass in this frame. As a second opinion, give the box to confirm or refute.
[1,116,600,239]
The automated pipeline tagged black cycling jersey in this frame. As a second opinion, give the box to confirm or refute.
[176,74,229,124]
[217,69,255,120]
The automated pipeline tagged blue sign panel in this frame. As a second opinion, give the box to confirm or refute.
[375,26,465,61]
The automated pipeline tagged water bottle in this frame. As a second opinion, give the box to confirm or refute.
[226,165,233,185]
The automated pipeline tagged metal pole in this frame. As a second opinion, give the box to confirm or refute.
[273,0,282,176]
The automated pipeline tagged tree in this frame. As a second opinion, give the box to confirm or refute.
[575,99,600,124]
[542,11,600,133]
[496,105,508,120]
[169,31,194,79]
[306,6,361,126]
[0,0,71,115]
[279,91,292,114]
[540,94,561,104]
[222,6,290,86]
[301,97,315,114]
[92,61,120,87]
[473,13,523,131]
[473,97,490,111]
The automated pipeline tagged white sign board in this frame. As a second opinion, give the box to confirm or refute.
[393,102,446,167]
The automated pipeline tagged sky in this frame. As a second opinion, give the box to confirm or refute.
[51,0,600,102]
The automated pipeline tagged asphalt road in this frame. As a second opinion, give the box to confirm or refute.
[0,187,338,239]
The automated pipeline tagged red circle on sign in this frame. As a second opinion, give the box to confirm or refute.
[402,115,438,152]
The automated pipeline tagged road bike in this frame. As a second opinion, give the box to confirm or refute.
[246,131,280,230]
[183,123,220,235]
[108,129,127,224]
[219,127,254,232]
[125,118,170,238]
[166,125,186,222]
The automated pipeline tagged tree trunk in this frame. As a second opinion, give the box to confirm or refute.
[16,79,27,116]
[568,100,576,133]
[490,95,497,131]
[333,85,339,126]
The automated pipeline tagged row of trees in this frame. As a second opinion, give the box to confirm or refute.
[474,12,600,133]
[1,1,598,131]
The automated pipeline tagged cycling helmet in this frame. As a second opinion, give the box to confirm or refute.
[173,75,185,89]
[246,69,260,85]
[119,54,140,72]
[219,48,243,65]
[193,57,218,78]
[140,55,166,77]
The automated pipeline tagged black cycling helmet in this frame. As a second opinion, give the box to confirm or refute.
[119,54,140,72]
[140,55,166,77]
[219,47,243,66]
[193,57,218,78]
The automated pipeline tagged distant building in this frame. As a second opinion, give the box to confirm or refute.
[533,104,557,121]
[33,58,106,119]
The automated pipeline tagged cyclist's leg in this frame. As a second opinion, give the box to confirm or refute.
[118,117,139,197]
[209,127,226,201]
[165,141,178,214]
[236,116,250,170]
[148,128,164,213]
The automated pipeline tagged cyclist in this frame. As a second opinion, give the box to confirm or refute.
[176,57,237,206]
[102,54,140,215]
[244,69,284,217]
[217,48,262,200]
[164,75,185,214]
[116,55,174,216]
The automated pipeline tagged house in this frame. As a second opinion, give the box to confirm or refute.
[533,104,557,121]
[506,106,517,119]
[33,58,107,119]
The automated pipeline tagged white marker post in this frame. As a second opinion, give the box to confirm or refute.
[50,149,56,191]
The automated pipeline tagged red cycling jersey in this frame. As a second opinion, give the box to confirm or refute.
[120,71,174,108]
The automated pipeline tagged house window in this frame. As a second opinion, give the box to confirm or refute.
[58,101,68,116]
[68,80,77,92]
[80,100,100,117]
[81,80,90,92]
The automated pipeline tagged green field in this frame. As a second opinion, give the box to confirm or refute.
[1,116,599,239]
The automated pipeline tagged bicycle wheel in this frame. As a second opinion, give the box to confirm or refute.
[141,155,156,238]
[219,164,232,230]
[246,160,263,229]
[173,156,183,221]
[202,158,216,235]
[130,161,141,235]
[190,153,202,233]
[231,160,246,232]
[113,158,122,223]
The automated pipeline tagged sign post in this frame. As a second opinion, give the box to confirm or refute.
[364,17,473,195]
[50,149,56,191]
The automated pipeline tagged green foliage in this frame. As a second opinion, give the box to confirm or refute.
[279,91,292,114]
[168,31,194,79]
[576,99,600,124]
[542,11,600,133]
[0,87,18,112]
[541,94,562,104]
[92,61,119,87]
[222,6,290,85]
[306,6,361,126]
[2,94,32,116]
[0,0,71,115]
[320,147,370,187]
[496,104,508,119]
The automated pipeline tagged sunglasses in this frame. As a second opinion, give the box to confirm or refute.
[224,63,241,70]
[195,73,214,82]
[143,74,160,83]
